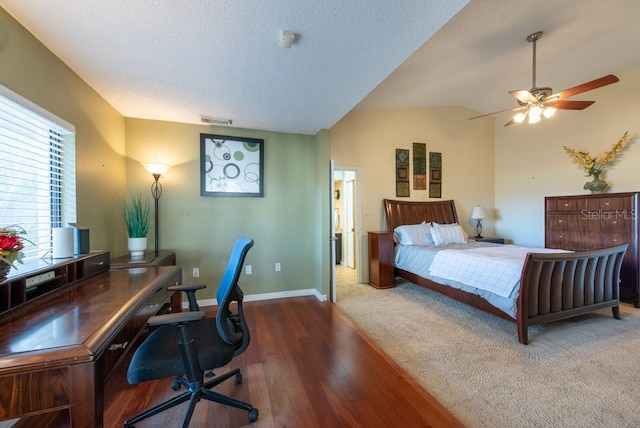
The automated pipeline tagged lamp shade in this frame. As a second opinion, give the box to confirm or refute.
[141,162,171,176]
[471,205,486,220]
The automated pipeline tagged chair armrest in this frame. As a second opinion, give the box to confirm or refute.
[168,283,207,292]
[148,310,205,327]
[168,283,207,312]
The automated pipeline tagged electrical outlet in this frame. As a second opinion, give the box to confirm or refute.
[275,262,281,272]
[245,265,252,275]
[192,267,199,278]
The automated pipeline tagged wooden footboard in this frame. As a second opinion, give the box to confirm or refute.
[516,244,628,344]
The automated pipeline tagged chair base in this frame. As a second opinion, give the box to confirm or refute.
[124,368,258,428]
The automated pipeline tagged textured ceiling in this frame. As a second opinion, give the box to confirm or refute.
[357,0,640,118]
[1,0,639,135]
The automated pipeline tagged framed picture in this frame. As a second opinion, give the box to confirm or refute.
[200,134,264,197]
[396,148,410,197]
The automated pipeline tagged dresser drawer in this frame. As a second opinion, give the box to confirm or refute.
[586,196,632,211]
[545,197,587,212]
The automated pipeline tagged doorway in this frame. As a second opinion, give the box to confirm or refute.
[333,169,358,299]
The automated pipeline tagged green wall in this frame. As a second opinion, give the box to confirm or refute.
[0,7,127,254]
[124,118,327,299]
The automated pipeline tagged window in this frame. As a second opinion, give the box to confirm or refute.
[0,85,76,262]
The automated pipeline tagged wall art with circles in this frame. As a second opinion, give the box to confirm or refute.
[200,133,264,197]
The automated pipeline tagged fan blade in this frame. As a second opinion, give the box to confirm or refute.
[545,100,595,110]
[545,74,619,101]
[504,118,516,127]
[469,106,526,120]
[509,90,538,104]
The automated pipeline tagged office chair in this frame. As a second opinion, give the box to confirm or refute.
[124,238,258,427]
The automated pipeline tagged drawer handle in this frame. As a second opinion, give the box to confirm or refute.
[563,203,569,207]
[605,202,610,206]
[558,220,563,223]
[613,239,618,242]
[92,261,105,266]
[558,235,563,238]
[108,341,129,351]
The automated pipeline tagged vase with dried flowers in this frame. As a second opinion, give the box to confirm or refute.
[563,131,630,193]
[0,225,30,279]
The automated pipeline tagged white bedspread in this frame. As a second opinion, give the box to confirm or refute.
[428,245,568,298]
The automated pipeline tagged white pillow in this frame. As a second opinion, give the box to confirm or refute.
[431,223,468,245]
[393,222,433,246]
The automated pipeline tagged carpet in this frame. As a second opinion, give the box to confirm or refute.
[336,280,640,428]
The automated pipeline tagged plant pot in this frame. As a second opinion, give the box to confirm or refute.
[128,237,147,258]
[0,261,11,281]
[583,175,608,194]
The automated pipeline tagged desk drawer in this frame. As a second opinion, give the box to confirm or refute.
[81,252,110,277]
[101,287,172,381]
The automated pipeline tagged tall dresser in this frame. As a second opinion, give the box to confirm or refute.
[545,192,639,307]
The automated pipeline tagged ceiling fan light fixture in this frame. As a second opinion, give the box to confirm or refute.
[528,112,541,124]
[529,105,543,117]
[513,112,527,123]
[543,107,556,118]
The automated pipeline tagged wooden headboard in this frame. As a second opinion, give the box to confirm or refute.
[383,199,459,231]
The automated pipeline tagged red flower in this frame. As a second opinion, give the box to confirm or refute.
[1,225,30,269]
[0,235,23,251]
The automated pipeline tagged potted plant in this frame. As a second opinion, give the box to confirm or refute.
[121,193,151,258]
[0,225,29,279]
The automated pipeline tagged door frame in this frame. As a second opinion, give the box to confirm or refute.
[331,165,362,302]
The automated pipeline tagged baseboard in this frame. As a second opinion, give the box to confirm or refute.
[183,288,327,309]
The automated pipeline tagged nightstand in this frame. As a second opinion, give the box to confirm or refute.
[368,232,395,288]
[472,237,505,244]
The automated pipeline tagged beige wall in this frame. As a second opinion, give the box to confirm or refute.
[124,118,327,299]
[0,8,127,254]
[495,64,640,247]
[329,107,495,280]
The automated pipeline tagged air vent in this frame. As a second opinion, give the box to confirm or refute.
[201,115,233,125]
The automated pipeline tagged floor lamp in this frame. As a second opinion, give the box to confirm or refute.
[142,162,170,257]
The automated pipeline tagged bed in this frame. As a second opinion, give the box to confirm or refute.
[382,199,628,344]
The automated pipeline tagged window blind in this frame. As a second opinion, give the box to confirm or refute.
[0,85,76,262]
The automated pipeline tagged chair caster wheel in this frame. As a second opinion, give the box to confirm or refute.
[248,407,259,422]
[235,373,243,384]
[171,379,181,391]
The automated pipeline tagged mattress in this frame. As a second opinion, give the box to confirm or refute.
[394,242,519,318]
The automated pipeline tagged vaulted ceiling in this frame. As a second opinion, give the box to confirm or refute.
[2,0,639,135]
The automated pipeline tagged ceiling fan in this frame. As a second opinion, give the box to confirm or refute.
[469,31,619,126]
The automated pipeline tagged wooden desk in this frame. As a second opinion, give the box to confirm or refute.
[0,251,110,314]
[110,250,181,313]
[0,265,182,427]
[110,250,176,269]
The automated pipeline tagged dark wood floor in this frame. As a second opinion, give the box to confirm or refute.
[104,296,462,427]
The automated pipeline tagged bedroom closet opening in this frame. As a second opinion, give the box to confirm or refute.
[333,169,358,301]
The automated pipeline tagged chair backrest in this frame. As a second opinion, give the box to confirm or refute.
[216,238,254,354]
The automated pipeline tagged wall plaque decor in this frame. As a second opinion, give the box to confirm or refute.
[413,142,427,190]
[429,152,442,198]
[200,134,264,197]
[396,148,410,197]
